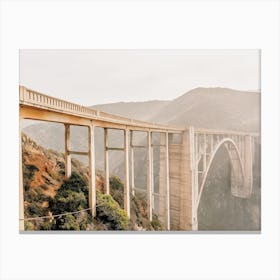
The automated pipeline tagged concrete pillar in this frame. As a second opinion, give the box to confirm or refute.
[88,124,96,216]
[124,129,130,217]
[151,145,154,210]
[158,132,170,230]
[179,128,198,230]
[167,135,182,230]
[147,131,153,221]
[165,132,170,230]
[167,128,198,230]
[193,133,199,220]
[19,122,24,231]
[130,131,135,196]
[158,133,166,228]
[64,124,71,178]
[104,128,109,194]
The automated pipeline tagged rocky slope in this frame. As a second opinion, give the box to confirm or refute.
[22,133,161,231]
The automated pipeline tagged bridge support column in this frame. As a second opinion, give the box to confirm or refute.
[104,128,109,194]
[151,145,154,210]
[88,124,96,216]
[168,134,182,230]
[64,124,71,178]
[19,122,24,231]
[124,129,130,217]
[147,131,153,221]
[130,131,135,196]
[158,132,170,230]
[178,128,198,230]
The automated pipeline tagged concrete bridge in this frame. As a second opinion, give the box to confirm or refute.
[19,86,259,231]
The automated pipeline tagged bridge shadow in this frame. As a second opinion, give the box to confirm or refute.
[197,145,261,231]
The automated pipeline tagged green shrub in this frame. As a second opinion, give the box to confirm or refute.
[96,191,129,230]
[48,172,91,230]
[26,203,45,217]
[51,190,87,214]
[109,175,125,208]
[110,175,124,191]
[39,219,54,230]
[50,172,89,214]
[23,164,39,188]
[49,171,60,181]
[24,221,35,231]
[54,214,80,230]
[58,172,88,198]
[151,215,163,231]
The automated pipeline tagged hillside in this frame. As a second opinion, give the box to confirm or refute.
[22,133,161,231]
[91,100,170,121]
[91,87,260,132]
[151,87,260,131]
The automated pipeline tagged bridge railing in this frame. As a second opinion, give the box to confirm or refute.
[19,86,100,117]
[193,127,259,137]
[19,86,259,136]
[19,86,184,132]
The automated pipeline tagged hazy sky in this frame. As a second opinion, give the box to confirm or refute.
[20,49,260,106]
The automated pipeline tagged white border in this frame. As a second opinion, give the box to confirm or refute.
[0,1,279,280]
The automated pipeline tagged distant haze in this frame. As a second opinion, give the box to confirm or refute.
[19,49,260,106]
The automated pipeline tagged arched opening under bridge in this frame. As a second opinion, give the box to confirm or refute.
[197,141,260,230]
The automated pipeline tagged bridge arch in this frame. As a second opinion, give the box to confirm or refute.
[196,137,244,207]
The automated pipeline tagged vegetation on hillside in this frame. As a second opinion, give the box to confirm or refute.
[22,133,162,231]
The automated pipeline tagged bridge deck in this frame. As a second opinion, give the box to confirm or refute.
[19,86,259,137]
[19,86,184,133]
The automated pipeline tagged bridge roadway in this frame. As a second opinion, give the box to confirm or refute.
[19,86,259,231]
